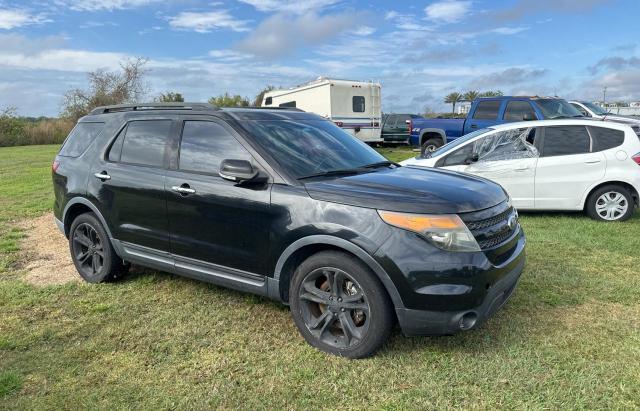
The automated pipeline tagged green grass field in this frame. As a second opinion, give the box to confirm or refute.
[1,144,639,409]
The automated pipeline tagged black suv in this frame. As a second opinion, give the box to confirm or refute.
[52,103,526,358]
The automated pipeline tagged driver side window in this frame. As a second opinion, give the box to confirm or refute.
[474,128,539,163]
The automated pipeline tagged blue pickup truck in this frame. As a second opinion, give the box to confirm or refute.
[410,96,584,154]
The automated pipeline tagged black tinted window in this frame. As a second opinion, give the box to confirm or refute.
[441,144,473,166]
[264,97,272,105]
[542,126,590,157]
[353,96,365,112]
[59,122,105,157]
[107,128,125,162]
[179,121,251,174]
[473,101,501,120]
[279,101,296,108]
[589,126,625,151]
[120,120,172,167]
[503,101,536,121]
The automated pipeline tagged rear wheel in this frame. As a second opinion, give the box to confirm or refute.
[69,213,126,282]
[586,185,634,221]
[421,138,443,156]
[289,251,394,358]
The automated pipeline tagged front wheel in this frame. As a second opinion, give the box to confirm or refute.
[289,251,394,358]
[420,138,443,156]
[586,185,635,221]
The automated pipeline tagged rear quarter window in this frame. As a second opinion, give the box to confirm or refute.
[58,122,105,157]
[589,126,625,152]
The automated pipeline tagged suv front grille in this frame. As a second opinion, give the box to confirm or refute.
[460,202,519,251]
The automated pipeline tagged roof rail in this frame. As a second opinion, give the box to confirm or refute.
[231,106,305,112]
[89,102,219,115]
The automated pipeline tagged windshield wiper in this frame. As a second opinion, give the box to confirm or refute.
[297,168,371,180]
[361,160,400,169]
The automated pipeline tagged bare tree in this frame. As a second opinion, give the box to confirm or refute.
[61,57,149,120]
[156,92,185,102]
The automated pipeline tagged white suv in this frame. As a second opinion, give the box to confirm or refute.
[402,120,640,221]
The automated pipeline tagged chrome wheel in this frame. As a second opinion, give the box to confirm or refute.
[71,223,104,277]
[595,191,628,221]
[298,267,370,349]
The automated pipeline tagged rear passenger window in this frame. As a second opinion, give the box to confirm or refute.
[589,126,625,152]
[59,122,105,157]
[120,120,172,167]
[503,101,536,121]
[353,96,365,113]
[542,126,590,157]
[179,121,252,174]
[473,101,501,120]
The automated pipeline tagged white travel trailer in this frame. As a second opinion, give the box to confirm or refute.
[261,77,383,143]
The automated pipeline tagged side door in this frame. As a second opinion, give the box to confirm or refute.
[89,118,175,252]
[435,128,539,209]
[534,125,606,210]
[381,114,397,141]
[464,100,504,134]
[464,128,539,209]
[165,118,274,276]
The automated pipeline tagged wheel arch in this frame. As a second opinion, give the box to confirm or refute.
[419,129,446,146]
[582,180,639,210]
[63,197,114,239]
[273,235,405,309]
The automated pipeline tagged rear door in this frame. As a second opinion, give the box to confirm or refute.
[165,118,273,275]
[534,125,606,209]
[90,118,175,251]
[465,100,503,134]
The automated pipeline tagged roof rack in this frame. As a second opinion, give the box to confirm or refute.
[89,102,219,115]
[231,106,305,112]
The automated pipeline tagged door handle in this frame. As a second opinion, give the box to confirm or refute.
[171,185,196,195]
[470,124,478,129]
[94,172,111,181]
[514,167,529,171]
[585,159,601,164]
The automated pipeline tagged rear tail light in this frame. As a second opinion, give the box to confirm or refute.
[52,160,60,172]
[632,153,640,165]
[408,119,412,135]
[335,121,343,127]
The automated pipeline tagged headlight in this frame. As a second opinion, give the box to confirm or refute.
[377,210,481,252]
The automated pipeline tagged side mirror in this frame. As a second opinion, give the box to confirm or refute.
[523,113,535,121]
[464,153,479,165]
[219,159,260,183]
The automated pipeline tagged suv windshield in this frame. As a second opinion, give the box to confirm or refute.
[244,119,388,179]
[582,101,610,116]
[535,99,584,119]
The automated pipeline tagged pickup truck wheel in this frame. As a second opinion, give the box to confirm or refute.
[289,251,394,358]
[421,138,443,156]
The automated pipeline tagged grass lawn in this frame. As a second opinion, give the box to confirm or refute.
[1,144,639,409]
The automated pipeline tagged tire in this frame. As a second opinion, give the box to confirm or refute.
[69,212,127,283]
[289,250,394,358]
[586,185,635,222]
[420,137,443,156]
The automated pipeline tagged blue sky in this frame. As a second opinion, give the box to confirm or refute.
[0,0,638,116]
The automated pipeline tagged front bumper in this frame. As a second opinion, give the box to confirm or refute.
[395,239,525,336]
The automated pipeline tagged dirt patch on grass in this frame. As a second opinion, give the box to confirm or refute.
[18,212,81,286]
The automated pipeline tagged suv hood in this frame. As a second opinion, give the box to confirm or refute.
[304,166,507,214]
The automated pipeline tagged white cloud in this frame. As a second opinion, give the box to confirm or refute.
[208,49,252,61]
[236,12,359,58]
[56,0,161,12]
[0,9,50,29]
[238,0,340,14]
[352,25,375,36]
[425,0,472,23]
[168,10,250,33]
[491,26,529,35]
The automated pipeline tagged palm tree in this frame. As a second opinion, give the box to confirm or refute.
[479,90,504,97]
[444,92,463,114]
[463,90,480,102]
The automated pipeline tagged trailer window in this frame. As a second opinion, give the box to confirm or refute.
[353,96,365,113]
[264,97,272,106]
[279,101,296,108]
